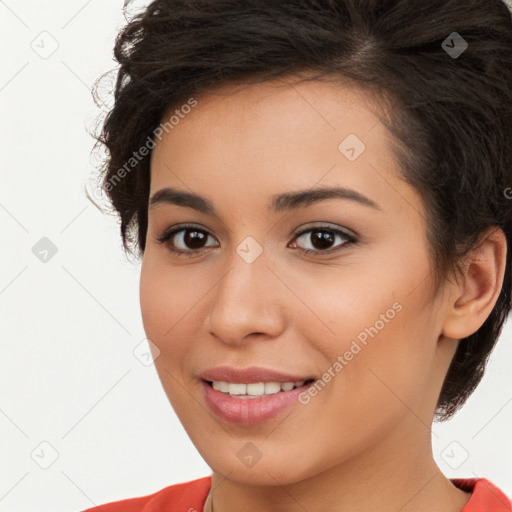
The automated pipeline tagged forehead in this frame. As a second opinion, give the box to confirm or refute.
[148,77,413,219]
[153,77,385,151]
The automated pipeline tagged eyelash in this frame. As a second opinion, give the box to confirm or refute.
[155,223,357,258]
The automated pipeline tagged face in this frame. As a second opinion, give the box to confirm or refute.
[140,77,455,485]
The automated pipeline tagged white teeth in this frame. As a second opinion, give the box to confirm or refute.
[211,380,308,397]
[247,383,265,395]
[264,382,281,394]
[227,383,246,395]
[213,381,229,393]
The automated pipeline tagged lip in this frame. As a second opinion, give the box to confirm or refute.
[199,365,315,384]
[201,379,314,425]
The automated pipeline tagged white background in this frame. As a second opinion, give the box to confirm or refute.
[0,1,511,511]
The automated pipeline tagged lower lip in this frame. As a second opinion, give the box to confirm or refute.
[201,380,312,425]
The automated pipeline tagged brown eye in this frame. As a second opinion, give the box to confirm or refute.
[291,226,356,255]
[156,224,218,256]
[156,223,357,258]
[177,229,209,250]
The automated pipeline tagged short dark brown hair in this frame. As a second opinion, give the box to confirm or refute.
[89,0,512,421]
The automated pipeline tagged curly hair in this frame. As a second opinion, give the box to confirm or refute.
[89,0,512,421]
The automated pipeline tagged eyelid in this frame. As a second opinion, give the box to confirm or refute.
[156,223,213,242]
[157,222,357,240]
[291,222,357,239]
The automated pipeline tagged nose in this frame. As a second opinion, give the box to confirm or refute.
[206,250,286,346]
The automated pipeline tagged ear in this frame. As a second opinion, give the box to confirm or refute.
[441,227,507,340]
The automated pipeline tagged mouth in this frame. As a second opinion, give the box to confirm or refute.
[204,379,316,398]
[201,378,316,425]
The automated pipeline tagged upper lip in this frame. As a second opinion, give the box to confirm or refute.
[199,366,315,384]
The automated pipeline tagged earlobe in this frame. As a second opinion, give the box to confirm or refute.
[441,227,507,341]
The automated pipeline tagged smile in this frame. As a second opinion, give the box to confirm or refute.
[208,380,313,398]
[201,379,316,425]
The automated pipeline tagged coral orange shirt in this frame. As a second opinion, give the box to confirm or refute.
[81,476,512,512]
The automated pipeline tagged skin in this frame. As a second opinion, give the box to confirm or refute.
[139,76,507,512]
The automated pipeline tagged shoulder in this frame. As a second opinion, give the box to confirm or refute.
[451,477,512,512]
[80,475,212,512]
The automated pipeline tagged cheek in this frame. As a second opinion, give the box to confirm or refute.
[139,255,204,340]
[139,256,202,403]
[139,254,219,399]
[293,257,436,416]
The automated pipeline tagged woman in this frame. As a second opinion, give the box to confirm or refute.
[84,0,512,510]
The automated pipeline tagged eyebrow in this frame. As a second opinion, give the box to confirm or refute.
[148,185,382,214]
